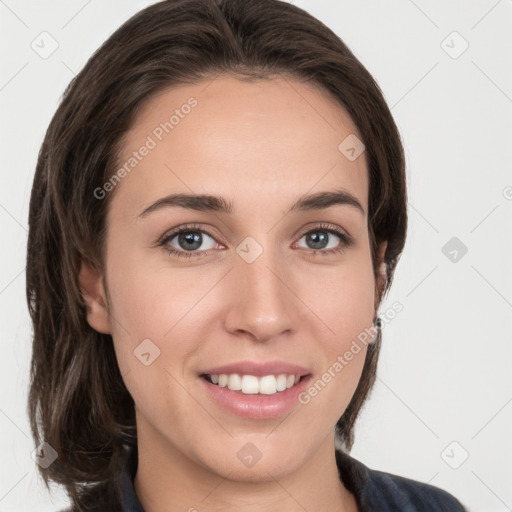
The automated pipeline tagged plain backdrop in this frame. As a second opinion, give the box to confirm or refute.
[1,1,511,511]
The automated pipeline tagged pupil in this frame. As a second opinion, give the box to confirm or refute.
[308,231,328,250]
[179,231,202,250]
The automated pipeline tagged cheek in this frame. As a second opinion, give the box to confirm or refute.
[302,256,375,403]
[297,276,372,427]
[104,262,198,427]
[308,255,376,347]
[106,245,197,340]
[104,248,214,395]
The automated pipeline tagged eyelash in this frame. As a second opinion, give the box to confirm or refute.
[158,222,353,259]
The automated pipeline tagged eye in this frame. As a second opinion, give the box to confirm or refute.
[295,223,353,255]
[159,224,220,259]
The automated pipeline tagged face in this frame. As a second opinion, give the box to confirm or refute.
[80,74,387,481]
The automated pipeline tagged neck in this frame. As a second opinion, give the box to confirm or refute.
[133,421,358,512]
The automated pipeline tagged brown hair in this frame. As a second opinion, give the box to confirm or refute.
[26,0,407,509]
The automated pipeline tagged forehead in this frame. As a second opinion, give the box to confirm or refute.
[109,74,368,221]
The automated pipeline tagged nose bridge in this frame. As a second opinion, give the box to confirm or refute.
[224,234,295,340]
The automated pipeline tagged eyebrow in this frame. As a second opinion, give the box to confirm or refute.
[138,188,365,219]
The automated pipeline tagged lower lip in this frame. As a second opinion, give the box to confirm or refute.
[199,375,312,419]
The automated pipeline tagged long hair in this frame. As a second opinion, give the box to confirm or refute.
[26,0,407,509]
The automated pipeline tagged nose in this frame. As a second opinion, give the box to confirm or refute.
[223,240,296,343]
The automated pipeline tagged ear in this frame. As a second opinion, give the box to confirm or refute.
[78,260,111,334]
[375,240,388,310]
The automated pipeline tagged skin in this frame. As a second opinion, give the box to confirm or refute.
[80,74,387,512]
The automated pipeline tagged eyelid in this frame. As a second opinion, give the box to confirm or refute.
[160,222,351,243]
[295,221,351,240]
[157,223,223,246]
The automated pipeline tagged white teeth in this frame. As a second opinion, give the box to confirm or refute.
[259,375,277,395]
[241,375,259,394]
[228,373,242,391]
[207,373,304,395]
[276,374,287,391]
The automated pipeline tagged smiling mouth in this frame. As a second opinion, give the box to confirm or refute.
[201,373,309,395]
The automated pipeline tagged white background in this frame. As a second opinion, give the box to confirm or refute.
[1,1,511,510]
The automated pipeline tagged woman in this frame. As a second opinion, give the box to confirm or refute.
[26,0,467,510]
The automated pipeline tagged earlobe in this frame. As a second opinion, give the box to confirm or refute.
[78,260,111,334]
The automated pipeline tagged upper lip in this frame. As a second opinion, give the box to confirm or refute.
[201,360,311,377]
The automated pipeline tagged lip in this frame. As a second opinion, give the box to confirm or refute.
[200,360,310,378]
[199,372,312,420]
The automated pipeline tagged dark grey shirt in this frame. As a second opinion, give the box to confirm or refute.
[61,443,467,511]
